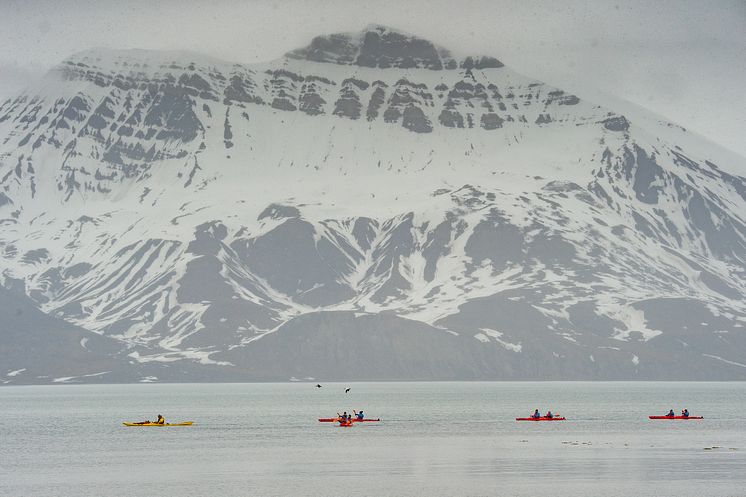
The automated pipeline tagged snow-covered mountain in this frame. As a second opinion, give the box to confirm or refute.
[2,25,746,384]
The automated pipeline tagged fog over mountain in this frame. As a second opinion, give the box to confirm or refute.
[2,0,745,158]
[1,25,745,383]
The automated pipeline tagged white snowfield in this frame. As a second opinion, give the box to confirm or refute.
[1,26,745,382]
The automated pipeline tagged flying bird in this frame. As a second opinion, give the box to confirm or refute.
[316,384,322,388]
[345,388,351,393]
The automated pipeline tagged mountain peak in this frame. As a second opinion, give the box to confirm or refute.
[286,25,503,70]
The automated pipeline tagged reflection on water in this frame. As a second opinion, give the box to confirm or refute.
[1,382,745,497]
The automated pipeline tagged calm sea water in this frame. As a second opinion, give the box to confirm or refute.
[1,382,745,497]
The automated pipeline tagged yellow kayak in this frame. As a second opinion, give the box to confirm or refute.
[123,421,193,427]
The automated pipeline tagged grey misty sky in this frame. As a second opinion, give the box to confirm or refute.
[1,0,745,156]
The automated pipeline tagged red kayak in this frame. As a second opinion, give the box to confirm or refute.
[318,418,380,422]
[649,415,703,420]
[516,417,566,421]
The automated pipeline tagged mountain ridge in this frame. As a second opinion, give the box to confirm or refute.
[1,26,745,384]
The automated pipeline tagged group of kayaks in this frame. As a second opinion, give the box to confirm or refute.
[515,409,702,422]
[123,413,380,427]
[515,416,703,421]
[123,409,702,427]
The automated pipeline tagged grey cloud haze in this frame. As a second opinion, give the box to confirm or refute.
[0,0,745,155]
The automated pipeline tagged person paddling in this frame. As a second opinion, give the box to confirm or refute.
[532,409,541,419]
[666,409,675,417]
[545,411,554,419]
[682,409,689,418]
[355,410,364,420]
[133,414,164,425]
